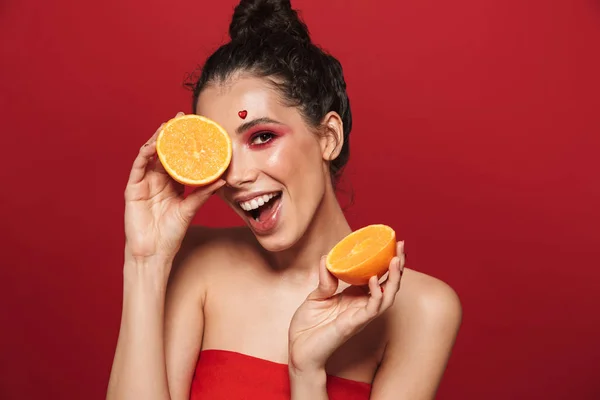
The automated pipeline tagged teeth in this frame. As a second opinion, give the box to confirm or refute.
[239,193,278,211]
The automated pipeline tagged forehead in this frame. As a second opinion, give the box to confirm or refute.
[195,75,296,131]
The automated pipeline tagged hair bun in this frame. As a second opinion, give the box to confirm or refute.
[229,0,311,44]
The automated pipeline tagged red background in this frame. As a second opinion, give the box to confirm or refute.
[1,0,599,399]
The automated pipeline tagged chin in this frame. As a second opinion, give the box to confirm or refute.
[253,227,299,253]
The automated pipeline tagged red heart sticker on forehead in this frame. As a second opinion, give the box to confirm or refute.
[238,110,248,119]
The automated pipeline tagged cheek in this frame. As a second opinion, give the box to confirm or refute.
[265,136,324,184]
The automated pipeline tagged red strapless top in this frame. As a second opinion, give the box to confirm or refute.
[190,350,372,399]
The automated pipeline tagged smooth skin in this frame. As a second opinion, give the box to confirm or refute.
[107,73,462,400]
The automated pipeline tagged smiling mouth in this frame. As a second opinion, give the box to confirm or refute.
[238,191,282,221]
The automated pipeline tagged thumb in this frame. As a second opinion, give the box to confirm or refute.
[308,256,339,300]
[179,179,226,220]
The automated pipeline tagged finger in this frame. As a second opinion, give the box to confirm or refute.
[381,257,402,310]
[377,241,404,286]
[127,141,157,185]
[153,152,169,174]
[147,122,165,145]
[307,256,339,300]
[399,241,406,273]
[179,179,226,219]
[362,275,384,318]
[396,240,406,271]
[397,240,404,253]
[127,121,166,183]
[378,271,390,287]
[380,256,401,292]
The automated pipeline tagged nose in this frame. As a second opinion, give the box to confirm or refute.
[223,145,259,187]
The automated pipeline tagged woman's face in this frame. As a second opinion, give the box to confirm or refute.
[196,74,332,252]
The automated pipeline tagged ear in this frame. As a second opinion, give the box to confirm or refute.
[319,111,344,162]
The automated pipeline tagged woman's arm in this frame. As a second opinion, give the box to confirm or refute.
[107,236,209,400]
[106,258,174,400]
[106,116,223,400]
[107,239,210,400]
[370,270,462,400]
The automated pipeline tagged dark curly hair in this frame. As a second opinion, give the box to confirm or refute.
[185,0,352,183]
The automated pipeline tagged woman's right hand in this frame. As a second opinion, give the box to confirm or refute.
[123,112,226,266]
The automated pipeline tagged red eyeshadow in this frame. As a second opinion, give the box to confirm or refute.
[243,124,291,138]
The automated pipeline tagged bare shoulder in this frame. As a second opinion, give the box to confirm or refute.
[167,225,254,293]
[370,269,462,398]
[174,225,251,265]
[379,267,463,358]
[394,268,462,328]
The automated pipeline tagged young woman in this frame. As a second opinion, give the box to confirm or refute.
[107,1,462,399]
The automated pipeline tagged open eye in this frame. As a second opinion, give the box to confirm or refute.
[251,132,275,146]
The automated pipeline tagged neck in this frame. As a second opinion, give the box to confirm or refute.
[269,184,352,279]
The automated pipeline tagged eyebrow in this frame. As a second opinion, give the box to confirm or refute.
[235,117,283,134]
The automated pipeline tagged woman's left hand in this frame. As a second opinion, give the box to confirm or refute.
[288,241,405,375]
